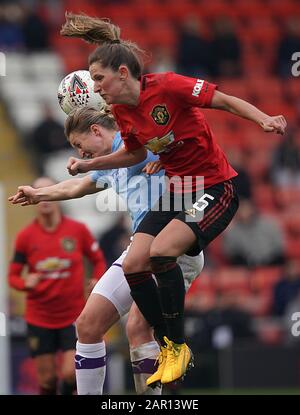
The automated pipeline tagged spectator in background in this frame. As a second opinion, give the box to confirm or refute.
[99,213,131,267]
[29,104,69,174]
[186,289,254,352]
[223,199,285,267]
[270,128,300,188]
[0,4,24,51]
[272,260,300,316]
[177,15,212,77]
[210,17,241,78]
[8,177,106,395]
[277,17,300,78]
[227,148,252,200]
[147,46,176,74]
[21,4,49,51]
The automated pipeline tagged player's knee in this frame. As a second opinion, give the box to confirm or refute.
[149,242,172,259]
[76,312,104,343]
[122,256,149,274]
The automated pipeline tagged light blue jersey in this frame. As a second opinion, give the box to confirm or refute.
[90,132,165,232]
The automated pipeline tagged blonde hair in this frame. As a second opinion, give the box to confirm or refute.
[64,106,117,139]
[61,12,147,79]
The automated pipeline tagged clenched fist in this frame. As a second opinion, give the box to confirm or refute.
[260,115,287,135]
[67,157,92,176]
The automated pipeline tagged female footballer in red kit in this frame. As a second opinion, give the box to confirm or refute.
[8,177,106,394]
[60,13,287,387]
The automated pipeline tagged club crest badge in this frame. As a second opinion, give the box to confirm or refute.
[61,237,76,252]
[151,105,170,125]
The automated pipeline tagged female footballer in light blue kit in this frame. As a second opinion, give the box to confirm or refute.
[10,107,204,395]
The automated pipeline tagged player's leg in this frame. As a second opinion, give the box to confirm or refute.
[60,350,76,395]
[126,302,161,395]
[34,354,57,394]
[122,232,167,346]
[145,222,198,387]
[149,180,239,384]
[75,293,120,395]
[58,324,77,395]
[123,206,189,388]
[27,324,58,394]
[127,252,205,393]
[75,250,134,395]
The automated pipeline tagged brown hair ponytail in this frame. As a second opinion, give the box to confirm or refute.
[61,12,147,79]
[60,12,121,45]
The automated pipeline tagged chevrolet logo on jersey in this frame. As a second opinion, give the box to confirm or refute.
[145,131,175,154]
[151,105,170,125]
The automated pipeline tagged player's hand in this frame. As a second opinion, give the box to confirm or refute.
[142,160,163,175]
[260,115,287,135]
[67,157,91,176]
[8,186,39,206]
[24,273,42,289]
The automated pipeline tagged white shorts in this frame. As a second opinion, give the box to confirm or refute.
[92,249,204,318]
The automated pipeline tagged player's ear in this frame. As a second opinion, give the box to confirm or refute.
[90,124,100,135]
[119,65,129,80]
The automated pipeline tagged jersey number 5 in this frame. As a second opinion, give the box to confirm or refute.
[193,193,215,212]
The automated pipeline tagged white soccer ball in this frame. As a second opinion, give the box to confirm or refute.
[57,70,105,115]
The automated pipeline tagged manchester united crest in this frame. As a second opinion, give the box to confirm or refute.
[61,237,76,252]
[151,105,170,125]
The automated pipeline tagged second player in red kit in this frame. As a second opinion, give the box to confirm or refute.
[9,177,106,394]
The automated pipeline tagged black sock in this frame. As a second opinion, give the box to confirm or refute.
[151,256,185,344]
[125,271,168,345]
[59,380,76,395]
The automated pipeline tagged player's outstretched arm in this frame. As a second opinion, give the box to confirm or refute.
[67,147,147,176]
[211,90,287,135]
[8,176,98,206]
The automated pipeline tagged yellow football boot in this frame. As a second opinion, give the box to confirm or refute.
[161,336,194,384]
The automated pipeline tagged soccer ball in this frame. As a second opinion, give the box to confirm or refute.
[57,70,105,115]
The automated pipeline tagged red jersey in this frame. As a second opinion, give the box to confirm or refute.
[8,216,106,328]
[113,72,237,193]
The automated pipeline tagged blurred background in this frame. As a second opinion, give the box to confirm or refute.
[0,0,300,395]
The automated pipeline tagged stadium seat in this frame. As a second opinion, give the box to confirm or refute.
[250,267,283,291]
[218,80,250,101]
[212,267,251,292]
[247,77,283,101]
[244,150,271,182]
[253,184,276,212]
[271,0,300,19]
[286,237,300,259]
